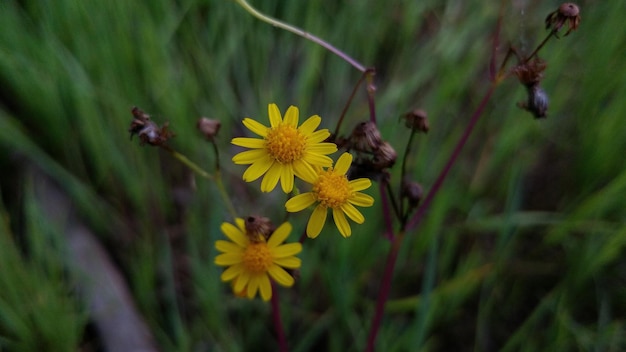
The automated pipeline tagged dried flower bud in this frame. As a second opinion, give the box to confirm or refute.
[372,142,397,170]
[244,215,274,243]
[545,3,580,37]
[350,121,382,151]
[402,180,424,210]
[512,58,547,87]
[403,109,429,133]
[197,117,221,140]
[129,107,174,146]
[518,85,549,119]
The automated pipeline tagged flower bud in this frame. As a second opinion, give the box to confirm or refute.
[372,142,397,170]
[197,117,221,140]
[403,109,429,133]
[402,180,424,209]
[545,3,581,37]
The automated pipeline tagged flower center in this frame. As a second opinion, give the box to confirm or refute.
[265,124,306,163]
[242,243,274,274]
[313,169,352,208]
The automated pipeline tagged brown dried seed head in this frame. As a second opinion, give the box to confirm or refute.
[402,180,424,209]
[350,121,382,151]
[372,142,397,170]
[545,3,580,36]
[559,3,579,17]
[403,109,429,133]
[197,117,221,140]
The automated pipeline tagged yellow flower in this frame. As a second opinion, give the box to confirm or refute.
[214,218,302,301]
[285,153,374,238]
[232,103,338,193]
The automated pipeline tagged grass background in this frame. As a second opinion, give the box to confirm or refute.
[0,0,625,351]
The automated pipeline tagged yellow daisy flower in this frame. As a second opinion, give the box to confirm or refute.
[214,218,302,301]
[232,103,338,193]
[285,153,375,238]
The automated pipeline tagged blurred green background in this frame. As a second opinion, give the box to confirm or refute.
[1,0,625,351]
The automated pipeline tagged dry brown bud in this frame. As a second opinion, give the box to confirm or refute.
[129,107,174,146]
[402,180,424,209]
[512,58,547,87]
[545,3,580,37]
[197,117,221,140]
[372,142,397,170]
[350,121,382,151]
[403,109,429,133]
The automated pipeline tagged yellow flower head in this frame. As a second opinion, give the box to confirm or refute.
[285,153,375,238]
[215,218,302,301]
[232,104,338,193]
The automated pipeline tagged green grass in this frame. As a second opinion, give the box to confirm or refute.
[1,0,625,351]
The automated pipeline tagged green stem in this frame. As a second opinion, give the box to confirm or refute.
[233,0,367,73]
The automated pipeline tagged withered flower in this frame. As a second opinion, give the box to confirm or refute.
[512,58,547,87]
[197,117,221,140]
[244,215,275,243]
[518,85,549,119]
[129,107,174,146]
[403,109,429,133]
[545,3,580,37]
[372,142,397,170]
[402,180,424,210]
[349,121,382,152]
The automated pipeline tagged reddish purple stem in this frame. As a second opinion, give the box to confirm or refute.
[271,284,289,352]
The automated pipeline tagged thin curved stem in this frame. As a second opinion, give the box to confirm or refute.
[233,0,367,73]
[271,283,289,352]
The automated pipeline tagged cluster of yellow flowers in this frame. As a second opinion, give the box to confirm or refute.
[215,103,374,300]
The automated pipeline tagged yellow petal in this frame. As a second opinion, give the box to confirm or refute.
[220,222,248,247]
[268,265,295,287]
[260,163,282,192]
[259,275,272,301]
[231,137,266,149]
[267,222,292,247]
[234,271,250,292]
[334,153,353,175]
[215,252,243,266]
[268,103,282,128]
[285,192,317,212]
[279,163,295,193]
[273,256,301,269]
[292,160,318,184]
[341,203,365,224]
[307,205,327,238]
[215,240,244,254]
[221,264,243,281]
[307,129,331,143]
[242,118,268,137]
[302,153,333,168]
[306,143,338,155]
[232,148,268,164]
[299,115,321,135]
[247,275,260,299]
[284,105,299,127]
[349,179,372,192]
[271,243,302,258]
[235,218,246,232]
[332,208,351,237]
[242,157,273,182]
[349,192,375,207]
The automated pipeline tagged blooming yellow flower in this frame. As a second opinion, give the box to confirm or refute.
[285,153,374,238]
[214,218,302,301]
[232,103,338,193]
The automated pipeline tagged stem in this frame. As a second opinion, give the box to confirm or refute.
[379,181,395,241]
[233,0,367,73]
[365,69,377,124]
[215,171,239,221]
[399,130,417,222]
[334,72,367,138]
[524,31,556,63]
[162,146,214,180]
[365,231,404,352]
[406,84,496,231]
[271,283,289,352]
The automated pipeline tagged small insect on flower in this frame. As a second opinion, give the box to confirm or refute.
[129,107,174,146]
[214,218,302,301]
[518,85,549,119]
